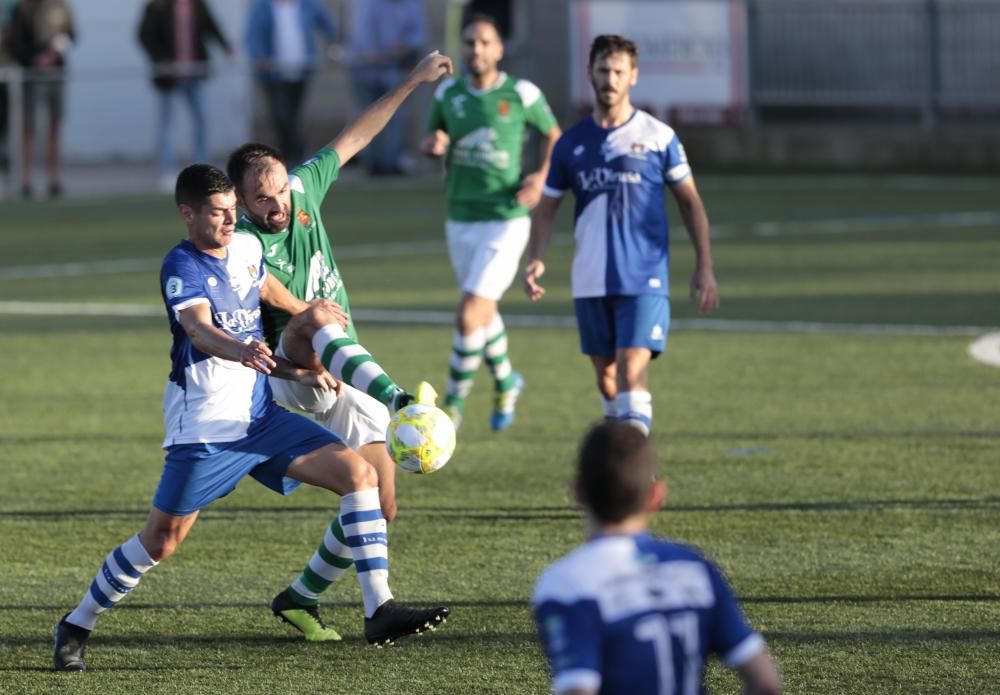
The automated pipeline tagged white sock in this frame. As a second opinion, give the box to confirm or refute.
[312,324,403,408]
[483,315,514,388]
[615,391,652,436]
[66,534,158,630]
[289,518,354,604]
[601,396,617,420]
[338,488,393,617]
[446,328,485,406]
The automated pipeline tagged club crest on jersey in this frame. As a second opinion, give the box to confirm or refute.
[248,264,258,280]
[573,145,585,157]
[297,209,312,227]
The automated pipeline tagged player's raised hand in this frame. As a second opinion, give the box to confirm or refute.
[421,129,450,157]
[523,259,547,301]
[516,172,546,209]
[240,339,276,374]
[690,267,720,314]
[409,50,454,84]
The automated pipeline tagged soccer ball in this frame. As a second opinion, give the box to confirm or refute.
[386,403,456,474]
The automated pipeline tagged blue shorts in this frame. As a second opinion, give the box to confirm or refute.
[574,295,670,357]
[153,405,341,516]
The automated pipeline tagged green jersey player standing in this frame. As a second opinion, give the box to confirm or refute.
[227,51,456,644]
[421,13,560,432]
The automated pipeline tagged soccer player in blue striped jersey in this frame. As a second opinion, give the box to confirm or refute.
[52,165,448,672]
[524,35,720,436]
[532,422,782,695]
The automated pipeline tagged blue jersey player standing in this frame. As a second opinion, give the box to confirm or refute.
[532,422,781,695]
[524,35,720,435]
[52,165,448,672]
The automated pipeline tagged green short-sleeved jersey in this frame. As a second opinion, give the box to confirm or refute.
[427,72,558,222]
[236,147,358,345]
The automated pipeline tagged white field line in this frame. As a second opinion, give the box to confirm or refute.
[0,301,993,338]
[968,333,1000,368]
[3,210,998,281]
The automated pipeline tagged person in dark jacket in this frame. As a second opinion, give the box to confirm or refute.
[138,0,231,188]
[5,0,75,198]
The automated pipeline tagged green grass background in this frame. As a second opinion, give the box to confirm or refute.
[1,174,998,693]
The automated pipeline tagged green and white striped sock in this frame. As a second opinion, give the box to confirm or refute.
[312,325,406,408]
[483,315,516,392]
[289,518,354,606]
[445,328,485,411]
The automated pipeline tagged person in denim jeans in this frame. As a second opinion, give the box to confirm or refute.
[138,0,232,190]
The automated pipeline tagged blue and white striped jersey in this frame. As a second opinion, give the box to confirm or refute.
[159,235,272,446]
[544,110,691,299]
[532,532,764,695]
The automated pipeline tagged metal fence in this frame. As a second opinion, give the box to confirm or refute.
[749,0,1000,128]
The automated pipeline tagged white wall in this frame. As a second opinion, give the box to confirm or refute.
[62,0,250,163]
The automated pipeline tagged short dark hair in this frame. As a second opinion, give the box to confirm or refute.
[576,421,656,524]
[589,34,639,67]
[226,142,284,193]
[174,164,234,208]
[462,12,502,38]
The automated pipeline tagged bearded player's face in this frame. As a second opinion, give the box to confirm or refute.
[462,21,503,78]
[238,158,292,234]
[590,51,637,109]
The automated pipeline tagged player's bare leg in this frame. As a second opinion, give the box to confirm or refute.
[614,348,653,435]
[589,355,618,421]
[357,441,398,521]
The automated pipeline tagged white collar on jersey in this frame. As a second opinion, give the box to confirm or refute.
[464,71,507,97]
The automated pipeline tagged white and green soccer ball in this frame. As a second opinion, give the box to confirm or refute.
[386,403,456,474]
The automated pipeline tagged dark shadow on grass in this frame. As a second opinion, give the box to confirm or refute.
[1,433,160,446]
[4,497,997,520]
[764,628,1000,644]
[7,594,1000,615]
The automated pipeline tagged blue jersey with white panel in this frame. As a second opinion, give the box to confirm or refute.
[532,532,764,695]
[544,110,691,299]
[160,234,274,447]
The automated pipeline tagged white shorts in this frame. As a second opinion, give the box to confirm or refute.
[446,217,530,301]
[269,337,391,449]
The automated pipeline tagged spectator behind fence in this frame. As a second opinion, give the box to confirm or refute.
[348,0,427,176]
[246,0,336,168]
[4,0,75,198]
[138,0,233,192]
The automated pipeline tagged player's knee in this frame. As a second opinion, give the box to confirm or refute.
[139,529,182,562]
[342,454,379,492]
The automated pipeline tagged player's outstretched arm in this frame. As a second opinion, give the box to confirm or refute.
[329,51,454,166]
[669,176,719,314]
[523,194,562,301]
[178,303,276,375]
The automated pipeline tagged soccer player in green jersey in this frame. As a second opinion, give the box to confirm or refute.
[421,14,561,432]
[226,50,454,643]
